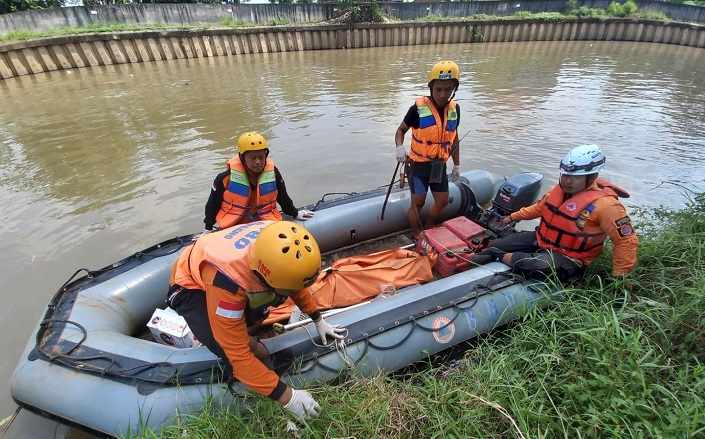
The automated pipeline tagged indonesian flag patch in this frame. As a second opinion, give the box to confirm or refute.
[216,300,244,319]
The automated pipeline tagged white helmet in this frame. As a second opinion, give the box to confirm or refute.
[559,144,606,176]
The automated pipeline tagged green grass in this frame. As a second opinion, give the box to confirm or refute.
[637,10,671,20]
[269,18,291,26]
[1,9,677,44]
[218,16,248,27]
[0,19,289,43]
[417,8,672,23]
[132,194,705,438]
[0,23,186,43]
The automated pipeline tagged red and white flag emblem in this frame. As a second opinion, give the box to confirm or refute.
[216,300,244,319]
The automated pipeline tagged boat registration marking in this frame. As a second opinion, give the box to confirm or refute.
[432,316,456,344]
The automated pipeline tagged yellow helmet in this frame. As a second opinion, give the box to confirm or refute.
[249,221,321,291]
[427,60,460,84]
[237,131,268,154]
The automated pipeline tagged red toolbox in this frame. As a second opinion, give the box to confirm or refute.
[442,216,489,251]
[416,226,473,277]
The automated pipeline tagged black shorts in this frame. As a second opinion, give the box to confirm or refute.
[409,161,449,195]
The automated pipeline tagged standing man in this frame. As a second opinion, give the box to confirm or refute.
[169,220,345,420]
[204,131,314,233]
[395,61,462,236]
[473,144,638,281]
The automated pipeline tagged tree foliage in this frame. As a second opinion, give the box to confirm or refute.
[1,0,63,14]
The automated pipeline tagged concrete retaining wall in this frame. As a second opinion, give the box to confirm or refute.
[1,1,705,35]
[1,19,703,80]
[0,4,333,33]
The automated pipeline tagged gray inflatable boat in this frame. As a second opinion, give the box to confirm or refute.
[10,170,550,437]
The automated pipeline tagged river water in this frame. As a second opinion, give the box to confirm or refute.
[1,40,704,437]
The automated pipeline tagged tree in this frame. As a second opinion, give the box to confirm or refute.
[1,0,63,14]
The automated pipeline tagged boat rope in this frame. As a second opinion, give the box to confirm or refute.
[301,326,356,369]
[33,237,194,382]
[0,407,21,437]
[291,272,526,376]
[335,338,356,369]
[312,192,359,211]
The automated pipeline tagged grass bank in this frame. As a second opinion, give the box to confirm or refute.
[417,6,670,23]
[0,7,675,44]
[135,195,705,438]
[0,17,291,43]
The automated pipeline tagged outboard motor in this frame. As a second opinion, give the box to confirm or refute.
[481,172,544,235]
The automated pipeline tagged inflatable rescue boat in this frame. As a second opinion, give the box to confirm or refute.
[11,170,550,437]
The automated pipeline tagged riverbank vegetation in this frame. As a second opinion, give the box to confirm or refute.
[0,19,294,43]
[0,10,676,43]
[1,0,685,44]
[419,0,669,23]
[132,194,705,438]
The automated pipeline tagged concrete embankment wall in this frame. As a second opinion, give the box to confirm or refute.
[1,1,705,34]
[1,19,704,80]
[0,4,333,34]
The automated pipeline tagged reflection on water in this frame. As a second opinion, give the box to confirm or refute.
[0,40,704,435]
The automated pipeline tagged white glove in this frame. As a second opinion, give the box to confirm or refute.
[296,209,315,221]
[314,317,346,345]
[284,388,320,420]
[395,144,407,163]
[451,165,461,183]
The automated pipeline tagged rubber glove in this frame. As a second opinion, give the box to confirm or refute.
[314,317,346,345]
[296,209,315,221]
[451,164,461,182]
[284,389,320,420]
[395,144,407,163]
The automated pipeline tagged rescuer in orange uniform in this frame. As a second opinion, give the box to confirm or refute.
[204,132,314,232]
[475,144,638,280]
[168,220,344,419]
[394,61,462,236]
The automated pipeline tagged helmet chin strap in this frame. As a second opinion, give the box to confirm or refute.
[449,79,459,102]
[449,85,458,103]
[428,81,459,107]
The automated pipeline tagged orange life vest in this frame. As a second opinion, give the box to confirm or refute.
[215,156,282,229]
[173,221,272,292]
[536,178,630,265]
[409,96,459,163]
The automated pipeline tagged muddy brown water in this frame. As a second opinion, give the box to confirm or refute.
[1,40,704,437]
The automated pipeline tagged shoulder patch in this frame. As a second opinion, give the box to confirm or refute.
[615,216,632,227]
[614,216,634,237]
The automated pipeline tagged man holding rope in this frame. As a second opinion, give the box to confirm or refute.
[394,60,462,236]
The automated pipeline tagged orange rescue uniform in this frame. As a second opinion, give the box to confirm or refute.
[170,221,320,398]
[509,179,638,276]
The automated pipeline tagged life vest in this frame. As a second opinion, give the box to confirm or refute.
[409,96,458,163]
[536,178,629,265]
[215,156,282,229]
[173,221,271,293]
